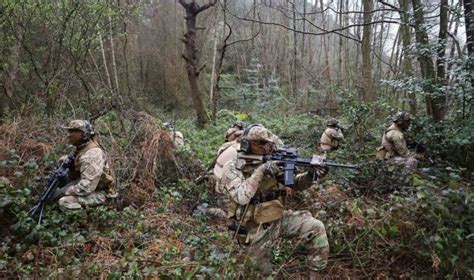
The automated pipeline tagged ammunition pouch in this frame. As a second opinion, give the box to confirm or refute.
[98,170,116,196]
[253,199,284,225]
[376,146,387,160]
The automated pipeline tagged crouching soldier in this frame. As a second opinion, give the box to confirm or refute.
[319,117,344,152]
[225,121,245,142]
[214,124,329,275]
[55,120,116,211]
[376,111,424,170]
[164,122,185,147]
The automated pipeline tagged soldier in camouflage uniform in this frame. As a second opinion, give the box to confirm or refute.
[54,120,116,211]
[164,122,185,147]
[319,118,344,152]
[213,125,329,274]
[225,121,244,142]
[376,111,423,170]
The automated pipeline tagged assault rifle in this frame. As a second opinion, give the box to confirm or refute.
[195,157,218,185]
[407,141,434,164]
[28,154,75,224]
[241,146,361,187]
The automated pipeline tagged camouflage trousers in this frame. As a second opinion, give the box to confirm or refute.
[390,156,418,172]
[58,191,107,211]
[247,209,329,271]
[207,194,228,219]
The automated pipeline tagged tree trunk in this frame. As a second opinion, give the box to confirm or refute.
[437,0,448,85]
[361,0,375,101]
[337,0,343,83]
[1,36,22,122]
[464,0,474,58]
[320,0,331,83]
[291,2,297,97]
[210,0,230,121]
[399,0,416,114]
[412,0,445,121]
[463,0,474,93]
[178,0,216,128]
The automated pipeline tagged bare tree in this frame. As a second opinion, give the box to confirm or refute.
[178,0,217,127]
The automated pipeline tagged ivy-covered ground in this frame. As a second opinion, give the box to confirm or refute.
[0,107,472,278]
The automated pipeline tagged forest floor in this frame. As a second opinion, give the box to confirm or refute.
[0,112,472,279]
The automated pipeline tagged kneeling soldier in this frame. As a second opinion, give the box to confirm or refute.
[225,121,245,142]
[319,117,344,152]
[214,124,329,274]
[376,111,424,170]
[55,120,116,211]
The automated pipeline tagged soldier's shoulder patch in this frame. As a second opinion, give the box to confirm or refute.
[224,164,241,181]
[391,131,404,141]
[387,130,404,141]
[84,164,101,179]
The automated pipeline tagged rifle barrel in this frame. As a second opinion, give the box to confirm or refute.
[324,162,360,169]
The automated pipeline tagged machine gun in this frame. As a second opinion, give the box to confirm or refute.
[28,154,75,224]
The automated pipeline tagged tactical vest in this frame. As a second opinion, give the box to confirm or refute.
[319,127,341,151]
[377,125,401,159]
[70,141,116,195]
[228,153,284,242]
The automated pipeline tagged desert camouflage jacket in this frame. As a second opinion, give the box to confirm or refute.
[65,141,114,196]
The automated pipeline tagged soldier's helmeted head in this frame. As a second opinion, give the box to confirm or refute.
[392,111,413,130]
[62,119,94,145]
[242,125,274,155]
[325,117,339,127]
[163,122,173,130]
[245,125,274,142]
[231,121,245,130]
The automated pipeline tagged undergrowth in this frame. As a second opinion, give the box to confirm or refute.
[0,106,472,278]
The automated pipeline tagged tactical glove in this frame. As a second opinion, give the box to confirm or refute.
[313,166,329,178]
[262,161,280,176]
[51,186,67,200]
[58,155,68,164]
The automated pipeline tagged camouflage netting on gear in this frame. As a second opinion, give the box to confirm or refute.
[119,111,202,207]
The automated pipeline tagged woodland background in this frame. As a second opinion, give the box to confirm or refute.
[0,0,472,278]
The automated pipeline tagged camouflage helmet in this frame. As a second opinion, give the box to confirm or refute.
[325,117,339,126]
[62,120,94,134]
[163,122,173,130]
[244,125,274,143]
[392,111,413,123]
[231,121,245,129]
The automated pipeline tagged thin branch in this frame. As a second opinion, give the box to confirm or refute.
[226,7,361,43]
[227,22,261,47]
[268,1,402,16]
[377,0,403,13]
[196,0,218,13]
[447,31,462,55]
